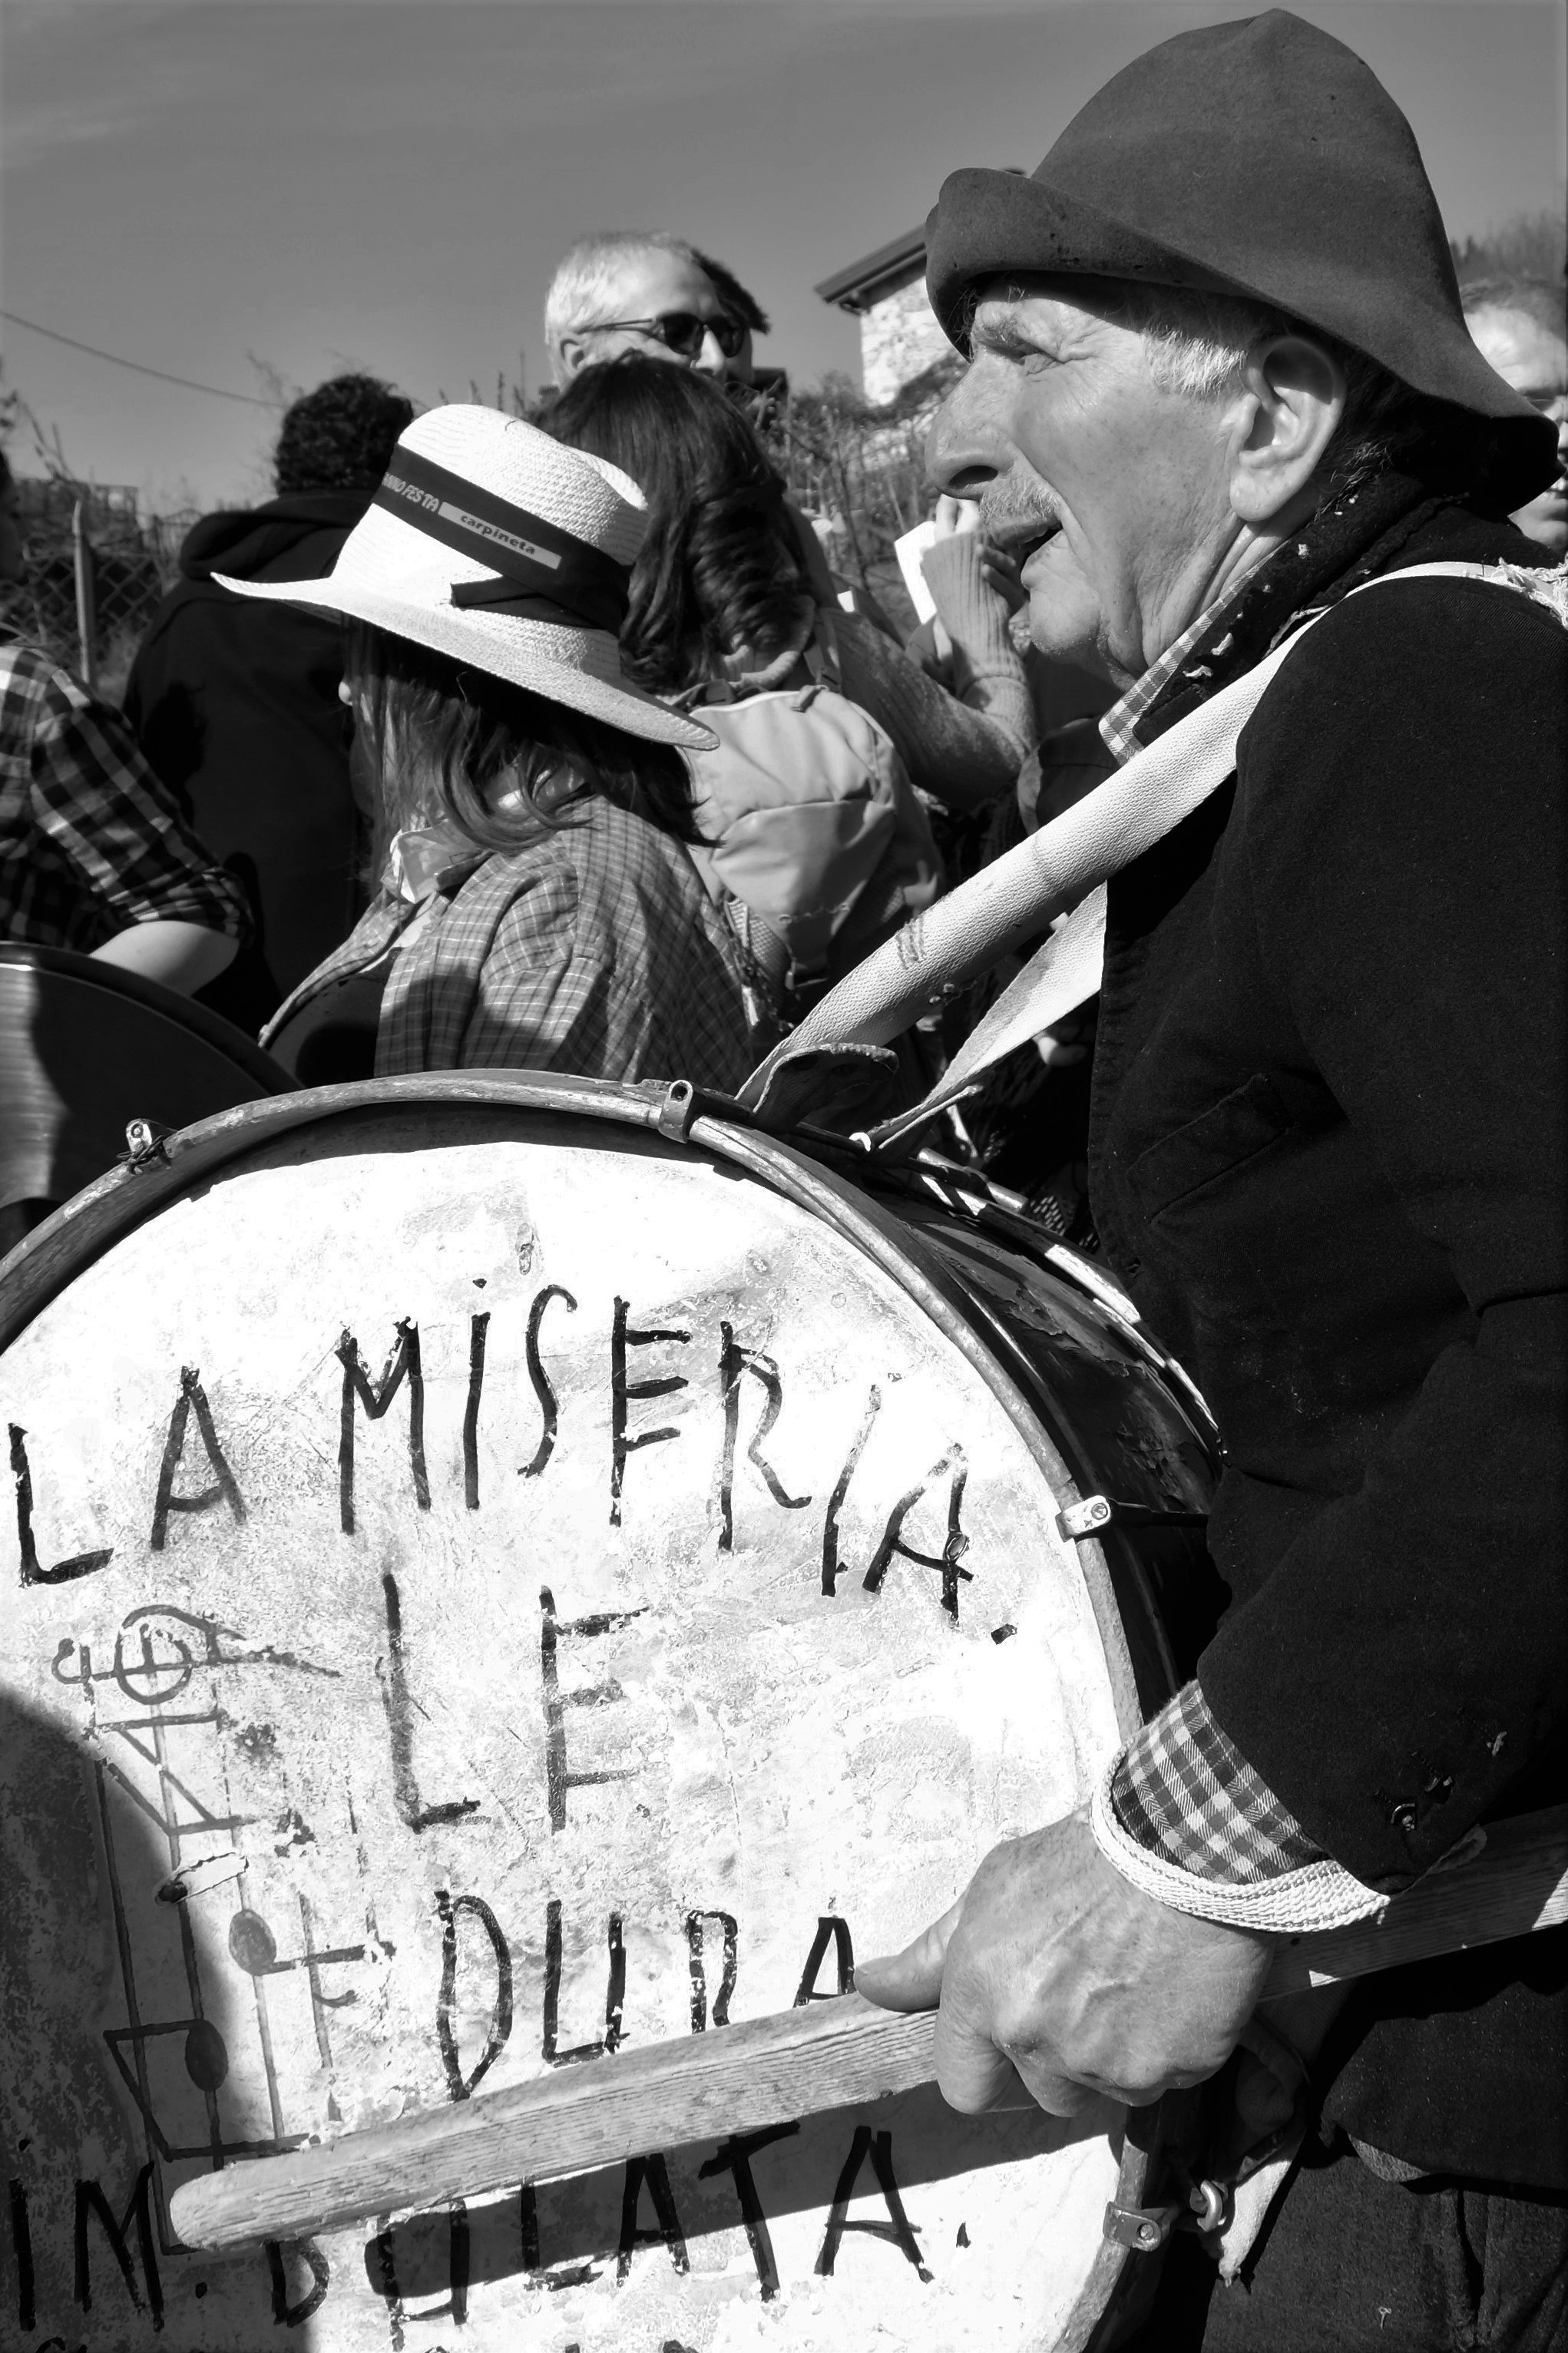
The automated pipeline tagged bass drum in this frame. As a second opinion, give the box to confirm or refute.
[0,1072,1220,2353]
[0,940,294,1233]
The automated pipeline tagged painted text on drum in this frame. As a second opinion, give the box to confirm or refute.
[12,1285,989,1624]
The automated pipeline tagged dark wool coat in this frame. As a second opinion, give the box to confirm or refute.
[1087,481,1568,2187]
[124,490,369,1033]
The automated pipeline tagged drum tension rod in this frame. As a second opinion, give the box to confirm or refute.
[121,1115,174,1172]
[1104,2199,1185,2252]
[1056,1493,1209,1542]
[657,1079,698,1143]
[1104,2177,1229,2253]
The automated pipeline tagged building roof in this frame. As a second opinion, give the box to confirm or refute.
[814,227,925,314]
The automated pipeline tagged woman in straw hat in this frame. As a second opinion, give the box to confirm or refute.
[231,405,753,1092]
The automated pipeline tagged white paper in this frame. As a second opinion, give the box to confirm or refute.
[895,517,940,624]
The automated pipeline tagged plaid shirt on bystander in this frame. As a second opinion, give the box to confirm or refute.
[0,636,249,953]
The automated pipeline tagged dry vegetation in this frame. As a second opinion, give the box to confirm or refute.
[2,211,1562,697]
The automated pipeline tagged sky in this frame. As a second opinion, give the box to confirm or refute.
[2,0,1565,510]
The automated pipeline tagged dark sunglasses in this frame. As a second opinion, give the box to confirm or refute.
[591,310,748,360]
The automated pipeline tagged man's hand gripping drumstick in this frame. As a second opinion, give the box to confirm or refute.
[855,1805,1294,2142]
[169,1805,1568,2252]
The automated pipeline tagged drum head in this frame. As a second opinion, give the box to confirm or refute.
[0,1077,1166,2351]
[0,942,293,1214]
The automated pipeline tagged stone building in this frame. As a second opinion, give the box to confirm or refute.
[814,227,951,409]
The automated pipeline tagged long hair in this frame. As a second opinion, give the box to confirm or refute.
[345,621,700,882]
[541,360,809,693]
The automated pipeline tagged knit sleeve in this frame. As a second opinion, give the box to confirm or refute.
[919,534,1022,690]
[831,608,1033,814]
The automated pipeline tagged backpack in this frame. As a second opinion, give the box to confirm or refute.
[680,609,942,1021]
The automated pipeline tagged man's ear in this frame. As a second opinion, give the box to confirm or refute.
[1226,334,1347,525]
[553,336,587,386]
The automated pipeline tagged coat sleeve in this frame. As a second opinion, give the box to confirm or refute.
[1196,577,1568,1892]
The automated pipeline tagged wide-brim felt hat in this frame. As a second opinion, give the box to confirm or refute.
[924,8,1558,511]
[217,404,715,750]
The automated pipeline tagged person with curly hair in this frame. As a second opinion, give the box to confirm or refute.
[124,372,415,1030]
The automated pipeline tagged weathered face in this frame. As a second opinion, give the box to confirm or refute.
[569,249,739,382]
[925,279,1245,682]
[1467,303,1568,555]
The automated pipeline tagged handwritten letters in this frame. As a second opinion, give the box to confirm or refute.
[6,1268,1021,2346]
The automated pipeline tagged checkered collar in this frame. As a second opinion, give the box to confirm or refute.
[1097,569,1259,768]
[1096,473,1443,769]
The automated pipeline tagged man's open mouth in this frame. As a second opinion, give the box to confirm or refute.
[1017,523,1062,566]
[990,518,1062,565]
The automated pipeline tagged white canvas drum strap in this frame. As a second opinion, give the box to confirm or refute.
[739,562,1559,1147]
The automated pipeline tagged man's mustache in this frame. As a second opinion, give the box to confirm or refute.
[977,483,1063,545]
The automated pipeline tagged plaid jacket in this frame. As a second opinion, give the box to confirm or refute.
[0,637,248,951]
[269,797,756,1094]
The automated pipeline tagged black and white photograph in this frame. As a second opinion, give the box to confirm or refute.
[2,2,1565,2346]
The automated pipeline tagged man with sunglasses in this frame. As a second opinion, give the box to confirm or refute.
[545,232,752,387]
[544,231,906,636]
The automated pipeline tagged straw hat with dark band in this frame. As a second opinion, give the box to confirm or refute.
[217,405,716,750]
[924,8,1559,514]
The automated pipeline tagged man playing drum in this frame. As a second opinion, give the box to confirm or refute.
[858,13,1568,2345]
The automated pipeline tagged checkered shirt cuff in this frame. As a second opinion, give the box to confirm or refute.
[1111,1680,1325,1885]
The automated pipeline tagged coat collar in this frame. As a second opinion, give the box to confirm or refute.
[1110,471,1444,757]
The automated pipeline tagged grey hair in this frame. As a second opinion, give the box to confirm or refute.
[958,274,1510,506]
[544,231,703,379]
[1105,283,1286,399]
[1104,282,1477,502]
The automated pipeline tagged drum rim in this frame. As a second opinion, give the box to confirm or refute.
[0,1067,1154,1733]
[0,938,296,1097]
[0,1065,1168,2338]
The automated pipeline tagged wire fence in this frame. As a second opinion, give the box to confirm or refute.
[0,366,958,705]
[3,201,1560,700]
[0,475,196,705]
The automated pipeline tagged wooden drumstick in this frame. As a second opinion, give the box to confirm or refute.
[170,1802,1568,2254]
